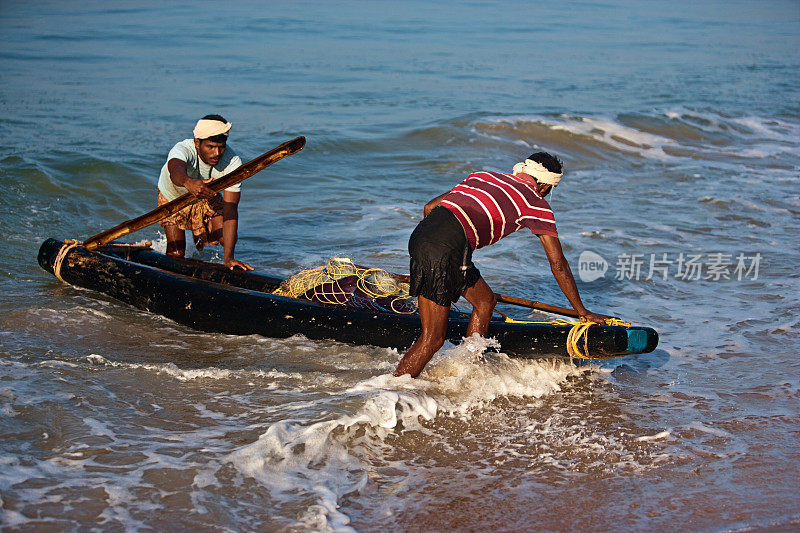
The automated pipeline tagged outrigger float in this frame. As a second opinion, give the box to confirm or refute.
[37,239,658,359]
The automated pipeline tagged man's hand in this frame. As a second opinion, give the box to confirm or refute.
[184,178,217,200]
[225,258,253,271]
[579,311,612,325]
[167,159,216,199]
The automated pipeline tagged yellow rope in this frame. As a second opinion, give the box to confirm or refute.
[493,309,630,359]
[53,239,80,284]
[356,268,400,298]
[565,321,593,359]
[273,258,413,307]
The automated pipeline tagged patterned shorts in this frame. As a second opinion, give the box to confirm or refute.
[157,192,224,250]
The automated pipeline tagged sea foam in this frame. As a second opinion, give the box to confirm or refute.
[225,336,590,531]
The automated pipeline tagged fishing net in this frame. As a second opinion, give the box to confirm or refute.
[273,257,418,314]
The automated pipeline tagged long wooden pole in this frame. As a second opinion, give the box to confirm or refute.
[492,293,580,318]
[388,272,581,318]
[83,136,306,251]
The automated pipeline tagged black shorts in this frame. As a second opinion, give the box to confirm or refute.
[408,206,481,307]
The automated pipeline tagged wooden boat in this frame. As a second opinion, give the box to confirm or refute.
[37,238,658,359]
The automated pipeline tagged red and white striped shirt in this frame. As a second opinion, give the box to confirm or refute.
[440,171,558,250]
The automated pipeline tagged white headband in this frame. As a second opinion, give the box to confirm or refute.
[193,119,232,140]
[512,159,563,186]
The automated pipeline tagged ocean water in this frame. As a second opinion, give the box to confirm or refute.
[1,0,799,531]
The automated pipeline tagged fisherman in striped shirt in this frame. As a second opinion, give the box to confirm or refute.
[395,152,609,378]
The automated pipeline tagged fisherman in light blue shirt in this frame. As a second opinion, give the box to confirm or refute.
[156,114,253,271]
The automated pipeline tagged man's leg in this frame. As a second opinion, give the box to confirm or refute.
[207,213,224,246]
[164,225,186,258]
[461,277,497,337]
[394,295,451,378]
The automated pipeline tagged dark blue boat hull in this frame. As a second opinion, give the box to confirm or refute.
[37,238,658,359]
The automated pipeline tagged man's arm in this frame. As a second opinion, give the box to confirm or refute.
[167,158,217,199]
[221,190,253,271]
[424,191,449,217]
[538,234,608,324]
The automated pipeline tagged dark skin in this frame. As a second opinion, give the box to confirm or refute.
[165,138,253,271]
[394,172,609,378]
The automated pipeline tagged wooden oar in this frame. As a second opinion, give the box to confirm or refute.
[82,136,306,251]
[492,293,580,318]
[386,271,581,318]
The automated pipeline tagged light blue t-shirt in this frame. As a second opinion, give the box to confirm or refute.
[157,138,243,201]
